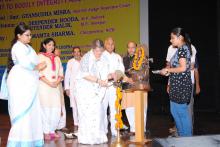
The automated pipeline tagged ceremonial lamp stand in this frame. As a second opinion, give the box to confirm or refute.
[111,81,125,147]
[111,106,125,147]
[112,43,152,145]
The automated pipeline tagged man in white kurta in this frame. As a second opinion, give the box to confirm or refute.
[102,37,125,136]
[64,47,81,129]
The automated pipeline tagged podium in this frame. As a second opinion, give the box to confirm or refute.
[122,89,151,144]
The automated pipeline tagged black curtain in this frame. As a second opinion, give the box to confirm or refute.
[148,0,219,113]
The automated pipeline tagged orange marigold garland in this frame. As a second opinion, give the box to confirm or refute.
[115,87,123,129]
[132,47,145,70]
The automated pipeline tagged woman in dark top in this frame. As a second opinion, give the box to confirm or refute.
[161,27,192,136]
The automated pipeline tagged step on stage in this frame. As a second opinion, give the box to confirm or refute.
[153,134,220,147]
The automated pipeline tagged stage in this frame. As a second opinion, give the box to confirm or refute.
[1,110,220,147]
[0,112,154,147]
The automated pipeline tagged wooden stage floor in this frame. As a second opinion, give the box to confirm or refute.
[1,111,220,146]
[0,113,154,147]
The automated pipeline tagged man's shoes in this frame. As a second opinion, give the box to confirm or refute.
[63,132,77,139]
[44,134,51,141]
[127,131,135,136]
[120,125,129,135]
[56,127,69,133]
[73,132,78,136]
[169,126,177,133]
[122,125,129,130]
[168,126,178,137]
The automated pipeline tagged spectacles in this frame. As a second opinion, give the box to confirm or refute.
[23,34,32,37]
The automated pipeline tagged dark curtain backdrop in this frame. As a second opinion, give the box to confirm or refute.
[148,0,220,113]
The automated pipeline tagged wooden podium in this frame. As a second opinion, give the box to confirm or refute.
[122,89,151,144]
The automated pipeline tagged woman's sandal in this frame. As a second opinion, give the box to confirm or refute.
[44,134,51,141]
[72,133,77,138]
[63,132,77,139]
[49,133,55,140]
[54,133,61,138]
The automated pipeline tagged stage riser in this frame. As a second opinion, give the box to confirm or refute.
[152,135,220,147]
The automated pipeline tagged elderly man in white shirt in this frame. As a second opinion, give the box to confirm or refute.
[64,46,81,131]
[102,37,125,136]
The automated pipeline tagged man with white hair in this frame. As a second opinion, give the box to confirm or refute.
[102,37,125,136]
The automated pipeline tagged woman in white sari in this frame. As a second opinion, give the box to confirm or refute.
[75,39,109,144]
[6,24,46,147]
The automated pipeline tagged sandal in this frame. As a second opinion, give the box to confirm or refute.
[44,134,51,140]
[72,133,77,138]
[49,133,55,140]
[54,133,61,138]
[63,132,77,139]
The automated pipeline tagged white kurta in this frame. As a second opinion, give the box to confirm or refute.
[7,41,44,147]
[102,50,125,136]
[38,53,64,134]
[57,83,66,130]
[64,58,80,125]
[75,50,109,144]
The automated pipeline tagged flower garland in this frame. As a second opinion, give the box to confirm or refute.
[132,47,145,70]
[115,87,123,129]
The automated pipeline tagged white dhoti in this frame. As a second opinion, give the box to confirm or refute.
[64,58,80,126]
[122,91,148,132]
[57,84,66,129]
[70,86,78,126]
[103,86,117,136]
